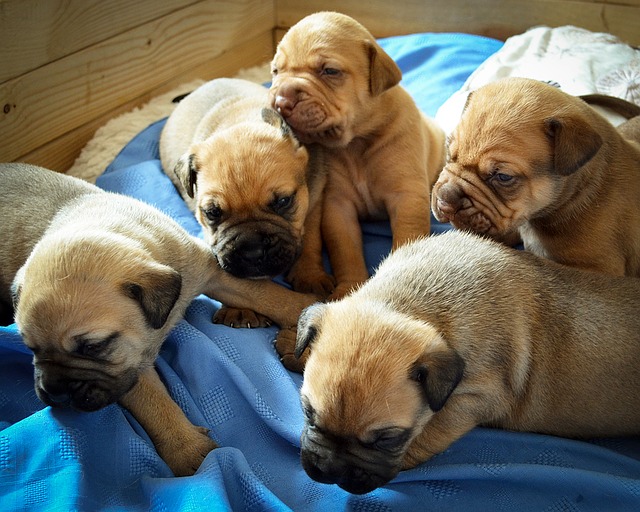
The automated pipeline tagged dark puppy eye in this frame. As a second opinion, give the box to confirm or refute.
[321,67,341,77]
[202,205,223,222]
[271,67,278,76]
[76,332,119,358]
[488,166,517,187]
[301,400,316,426]
[368,428,411,452]
[271,194,295,215]
[495,173,513,183]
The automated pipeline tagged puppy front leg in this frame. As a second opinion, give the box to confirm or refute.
[205,272,318,329]
[286,195,335,298]
[386,192,432,250]
[322,196,370,301]
[119,367,217,476]
[402,396,480,469]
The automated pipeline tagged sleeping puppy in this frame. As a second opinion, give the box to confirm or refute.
[270,11,445,300]
[160,78,332,326]
[0,163,316,476]
[431,77,640,275]
[292,230,640,495]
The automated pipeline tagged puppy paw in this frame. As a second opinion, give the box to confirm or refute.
[287,268,336,299]
[159,425,218,477]
[275,327,308,373]
[213,305,273,328]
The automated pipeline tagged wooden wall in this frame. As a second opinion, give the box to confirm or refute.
[0,0,275,172]
[276,0,640,44]
[1,0,638,174]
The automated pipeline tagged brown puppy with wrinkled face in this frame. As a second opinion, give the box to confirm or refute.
[432,77,640,275]
[270,12,445,300]
[0,163,316,476]
[293,230,640,495]
[160,78,332,326]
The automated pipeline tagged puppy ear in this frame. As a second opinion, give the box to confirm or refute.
[173,153,198,198]
[544,117,603,175]
[261,107,298,143]
[365,40,402,96]
[294,303,324,358]
[462,91,474,114]
[122,264,182,329]
[412,346,465,411]
[10,267,24,310]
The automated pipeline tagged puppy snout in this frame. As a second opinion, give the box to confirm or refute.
[40,387,72,406]
[436,183,464,214]
[237,235,269,264]
[274,94,298,118]
[218,229,298,279]
[272,83,300,118]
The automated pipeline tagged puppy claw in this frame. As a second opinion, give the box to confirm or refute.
[213,306,274,328]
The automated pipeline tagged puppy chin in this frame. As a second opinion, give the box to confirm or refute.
[35,365,139,412]
[300,428,402,495]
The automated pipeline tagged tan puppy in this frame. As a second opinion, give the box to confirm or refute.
[292,230,640,495]
[0,163,316,476]
[270,12,445,300]
[432,77,640,275]
[160,78,332,325]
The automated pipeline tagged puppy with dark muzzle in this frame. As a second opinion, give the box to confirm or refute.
[160,78,332,327]
[0,163,317,476]
[431,77,640,275]
[293,230,640,494]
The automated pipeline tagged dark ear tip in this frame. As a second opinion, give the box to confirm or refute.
[293,343,306,359]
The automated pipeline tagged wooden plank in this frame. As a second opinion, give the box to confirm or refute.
[275,0,640,44]
[15,30,274,173]
[0,0,273,164]
[0,0,202,84]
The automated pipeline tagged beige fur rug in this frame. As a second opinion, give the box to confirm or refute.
[67,63,271,183]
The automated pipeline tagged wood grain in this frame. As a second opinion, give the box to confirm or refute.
[275,0,640,45]
[16,31,273,173]
[0,0,273,166]
[0,0,202,84]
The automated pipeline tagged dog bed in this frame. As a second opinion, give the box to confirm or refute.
[2,29,640,512]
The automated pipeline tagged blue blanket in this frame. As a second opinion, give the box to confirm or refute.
[3,32,640,512]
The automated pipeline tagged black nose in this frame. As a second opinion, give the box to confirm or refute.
[237,236,268,265]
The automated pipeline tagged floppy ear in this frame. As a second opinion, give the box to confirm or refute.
[294,303,325,358]
[365,40,402,96]
[122,264,182,329]
[412,346,465,411]
[544,116,603,175]
[173,153,198,198]
[261,107,298,143]
[10,267,24,310]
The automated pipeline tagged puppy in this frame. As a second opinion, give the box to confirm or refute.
[270,12,445,300]
[432,77,640,275]
[160,78,332,325]
[0,163,316,476]
[292,230,640,495]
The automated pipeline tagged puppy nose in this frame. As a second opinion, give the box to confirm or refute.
[436,197,458,215]
[274,95,297,117]
[241,244,266,264]
[437,183,464,213]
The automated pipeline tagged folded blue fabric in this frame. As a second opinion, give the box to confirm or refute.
[3,32,640,512]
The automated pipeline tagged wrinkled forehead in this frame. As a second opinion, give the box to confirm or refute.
[300,310,426,436]
[276,21,369,69]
